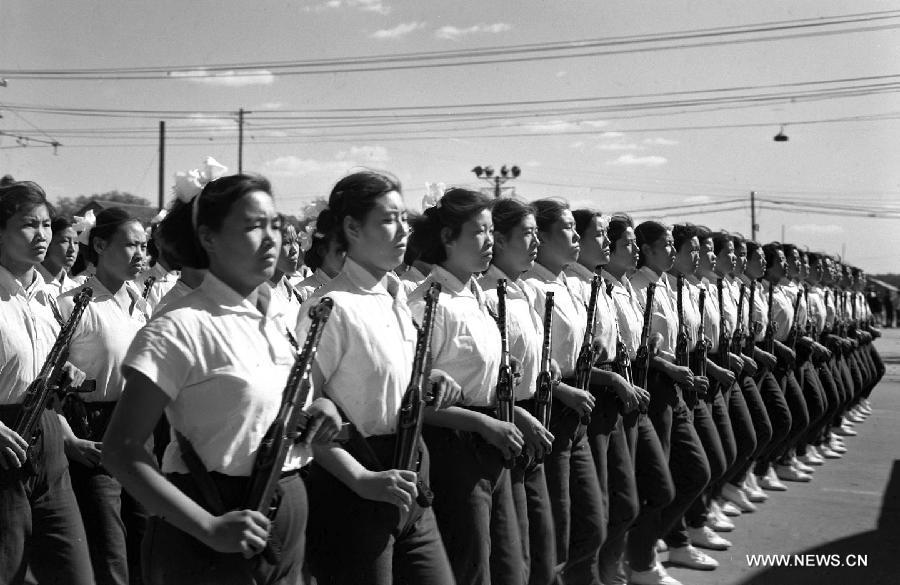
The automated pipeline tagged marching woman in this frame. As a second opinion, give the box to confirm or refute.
[300,171,458,585]
[522,199,603,585]
[409,187,525,585]
[601,215,675,584]
[295,210,346,303]
[151,200,206,316]
[38,216,81,297]
[568,209,643,584]
[103,173,339,585]
[0,180,94,585]
[626,220,711,584]
[267,222,306,329]
[58,207,152,585]
[479,197,557,585]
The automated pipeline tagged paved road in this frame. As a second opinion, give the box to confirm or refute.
[663,329,900,585]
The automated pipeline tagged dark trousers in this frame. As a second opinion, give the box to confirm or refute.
[867,344,885,394]
[810,364,842,444]
[143,472,307,585]
[719,380,758,488]
[773,370,810,461]
[752,371,793,475]
[0,408,94,585]
[544,399,604,585]
[511,461,557,585]
[627,374,709,570]
[586,392,638,582]
[795,361,827,456]
[423,426,522,585]
[708,389,737,495]
[730,374,773,484]
[677,401,727,538]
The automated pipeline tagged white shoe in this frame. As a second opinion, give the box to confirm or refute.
[829,440,848,454]
[706,500,734,532]
[688,526,732,551]
[848,410,865,423]
[798,452,824,467]
[819,445,842,459]
[743,475,768,502]
[719,500,743,517]
[834,425,858,437]
[656,539,668,553]
[629,562,684,585]
[667,545,719,570]
[759,468,788,491]
[776,464,812,482]
[722,483,757,512]
[791,456,816,474]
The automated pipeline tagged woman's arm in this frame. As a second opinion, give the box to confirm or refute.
[103,369,269,556]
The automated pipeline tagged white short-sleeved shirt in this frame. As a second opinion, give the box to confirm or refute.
[270,274,303,330]
[769,282,796,343]
[123,272,308,476]
[287,265,313,287]
[399,266,427,297]
[409,265,501,408]
[298,258,417,438]
[152,279,193,318]
[602,270,642,360]
[522,263,587,378]
[36,264,80,298]
[806,286,827,335]
[59,276,150,402]
[565,262,619,363]
[673,273,701,350]
[479,265,542,401]
[0,266,60,405]
[136,263,180,312]
[628,266,678,356]
[296,269,333,303]
[823,286,837,329]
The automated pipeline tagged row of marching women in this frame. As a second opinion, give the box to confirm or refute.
[0,163,883,585]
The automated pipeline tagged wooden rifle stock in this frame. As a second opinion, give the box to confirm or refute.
[787,285,804,354]
[15,287,93,455]
[394,282,441,473]
[607,282,634,387]
[141,275,156,301]
[245,297,333,562]
[574,276,601,427]
[763,281,776,353]
[493,280,515,469]
[632,283,656,391]
[690,288,708,383]
[534,292,555,438]
[674,275,692,398]
[732,283,746,354]
[744,280,759,354]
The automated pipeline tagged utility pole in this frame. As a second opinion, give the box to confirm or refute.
[781,224,785,242]
[471,165,521,198]
[238,108,244,173]
[158,121,165,210]
[750,191,758,242]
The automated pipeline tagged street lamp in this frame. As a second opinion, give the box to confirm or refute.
[472,164,521,198]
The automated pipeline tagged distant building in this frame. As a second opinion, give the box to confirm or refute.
[75,200,159,225]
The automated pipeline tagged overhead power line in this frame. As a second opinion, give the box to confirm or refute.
[2,11,899,80]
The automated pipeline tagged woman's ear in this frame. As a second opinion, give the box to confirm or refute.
[93,236,108,258]
[440,226,454,248]
[196,225,215,258]
[343,215,360,247]
[493,231,507,253]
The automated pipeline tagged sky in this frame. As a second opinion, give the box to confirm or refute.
[2,0,900,272]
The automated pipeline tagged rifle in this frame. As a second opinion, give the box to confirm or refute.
[245,297,333,561]
[607,282,634,388]
[394,282,441,473]
[744,281,759,354]
[787,285,804,355]
[574,276,601,427]
[493,279,515,469]
[632,283,656,391]
[763,281,777,354]
[709,280,730,398]
[690,288,708,380]
[674,275,692,400]
[534,292,555,459]
[15,287,93,463]
[732,283,746,354]
[141,274,157,301]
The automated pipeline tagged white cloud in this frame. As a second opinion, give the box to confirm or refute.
[182,114,235,129]
[600,131,624,138]
[583,120,609,128]
[596,142,642,151]
[435,23,512,40]
[606,154,668,167]
[168,69,275,87]
[524,160,542,167]
[556,71,568,78]
[261,145,390,178]
[257,101,286,110]
[643,137,679,146]
[791,224,845,234]
[569,141,586,149]
[684,195,711,204]
[306,0,390,14]
[336,145,390,163]
[524,120,577,133]
[371,22,425,39]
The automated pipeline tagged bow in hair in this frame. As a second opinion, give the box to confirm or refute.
[173,156,228,203]
[73,209,97,245]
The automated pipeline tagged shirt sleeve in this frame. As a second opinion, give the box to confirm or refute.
[122,314,197,401]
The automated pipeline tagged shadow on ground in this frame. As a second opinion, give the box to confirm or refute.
[733,460,900,585]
